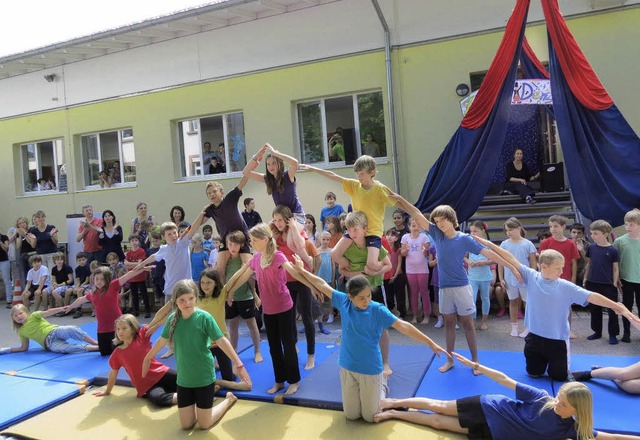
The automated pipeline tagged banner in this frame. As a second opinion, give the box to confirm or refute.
[461,79,552,115]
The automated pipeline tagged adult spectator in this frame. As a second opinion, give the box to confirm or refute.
[27,210,59,271]
[76,204,103,264]
[98,209,125,262]
[169,205,190,228]
[504,148,539,204]
[131,201,156,244]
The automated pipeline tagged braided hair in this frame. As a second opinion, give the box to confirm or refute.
[167,279,198,344]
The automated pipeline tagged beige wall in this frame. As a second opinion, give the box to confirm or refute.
[1,7,638,238]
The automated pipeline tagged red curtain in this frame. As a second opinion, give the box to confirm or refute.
[541,0,613,110]
[522,37,549,79]
[462,0,530,129]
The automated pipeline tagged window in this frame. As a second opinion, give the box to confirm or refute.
[297,91,386,165]
[19,139,66,194]
[177,112,246,178]
[80,129,136,188]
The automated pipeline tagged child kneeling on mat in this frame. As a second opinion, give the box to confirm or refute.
[289,255,449,422]
[1,304,99,354]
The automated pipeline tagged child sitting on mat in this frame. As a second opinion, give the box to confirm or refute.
[289,255,449,423]
[373,352,630,440]
[1,304,99,354]
[94,314,178,407]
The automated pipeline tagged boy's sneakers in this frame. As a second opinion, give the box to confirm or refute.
[609,336,619,345]
[327,314,334,324]
[587,333,602,340]
[434,317,444,328]
[510,324,519,337]
[318,321,330,335]
[73,309,83,319]
[518,328,529,338]
[621,333,631,343]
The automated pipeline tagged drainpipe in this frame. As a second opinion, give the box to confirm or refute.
[370,0,399,192]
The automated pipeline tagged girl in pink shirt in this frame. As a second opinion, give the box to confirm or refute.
[225,223,312,396]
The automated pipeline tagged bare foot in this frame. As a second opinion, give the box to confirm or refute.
[383,363,394,379]
[570,332,577,339]
[214,384,221,393]
[225,392,238,409]
[419,318,430,325]
[160,348,174,359]
[373,411,394,423]
[285,382,299,395]
[304,354,315,370]
[480,322,488,330]
[267,383,285,394]
[254,352,263,363]
[438,361,454,373]
[86,345,100,352]
[378,398,399,411]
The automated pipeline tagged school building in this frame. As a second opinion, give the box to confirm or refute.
[1,0,639,242]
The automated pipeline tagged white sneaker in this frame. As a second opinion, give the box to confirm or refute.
[519,328,530,338]
[434,317,444,328]
[327,314,334,324]
[510,325,519,337]
[455,323,460,330]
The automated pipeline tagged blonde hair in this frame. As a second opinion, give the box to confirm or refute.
[541,382,594,440]
[249,223,276,266]
[430,205,458,229]
[504,217,526,238]
[539,249,565,266]
[353,155,376,173]
[205,181,223,193]
[52,252,65,262]
[112,314,140,346]
[167,279,199,343]
[10,304,30,332]
[344,211,368,230]
[191,233,203,243]
[624,208,640,225]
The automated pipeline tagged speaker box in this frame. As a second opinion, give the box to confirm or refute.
[541,162,564,192]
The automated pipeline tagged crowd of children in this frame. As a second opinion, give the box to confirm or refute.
[1,149,640,434]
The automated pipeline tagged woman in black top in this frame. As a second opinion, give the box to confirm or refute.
[505,148,540,204]
[98,209,125,262]
[27,210,59,271]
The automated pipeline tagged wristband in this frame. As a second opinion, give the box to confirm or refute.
[0,347,11,355]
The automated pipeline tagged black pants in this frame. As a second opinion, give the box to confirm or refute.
[287,281,315,355]
[152,276,165,300]
[210,346,234,381]
[621,279,640,336]
[129,281,149,314]
[264,307,300,385]
[585,281,619,337]
[98,331,115,356]
[504,182,535,201]
[146,369,178,407]
[384,273,407,316]
[524,332,568,381]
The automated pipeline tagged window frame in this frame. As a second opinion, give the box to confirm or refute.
[79,127,136,190]
[175,111,246,181]
[17,138,66,196]
[295,90,387,167]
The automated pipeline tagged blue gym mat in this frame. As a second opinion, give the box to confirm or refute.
[282,344,436,410]
[92,335,257,387]
[555,353,640,435]
[0,374,85,431]
[0,342,65,374]
[11,351,108,385]
[416,350,554,400]
[229,341,339,403]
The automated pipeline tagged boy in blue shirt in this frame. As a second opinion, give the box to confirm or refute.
[392,193,521,373]
[319,191,345,230]
[477,236,627,381]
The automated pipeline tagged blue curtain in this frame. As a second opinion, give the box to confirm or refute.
[548,40,640,225]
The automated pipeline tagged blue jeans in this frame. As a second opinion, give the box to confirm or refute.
[45,326,91,353]
[469,279,491,318]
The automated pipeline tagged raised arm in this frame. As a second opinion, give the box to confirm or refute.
[480,248,523,285]
[473,235,520,272]
[392,320,449,359]
[265,144,298,179]
[298,163,345,184]
[118,265,153,286]
[287,258,334,300]
[186,207,208,240]
[453,352,517,391]
[242,144,269,183]
[387,192,429,232]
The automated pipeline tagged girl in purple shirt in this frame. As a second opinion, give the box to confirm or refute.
[243,143,311,266]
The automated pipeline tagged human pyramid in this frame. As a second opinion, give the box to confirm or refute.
[2,143,640,438]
